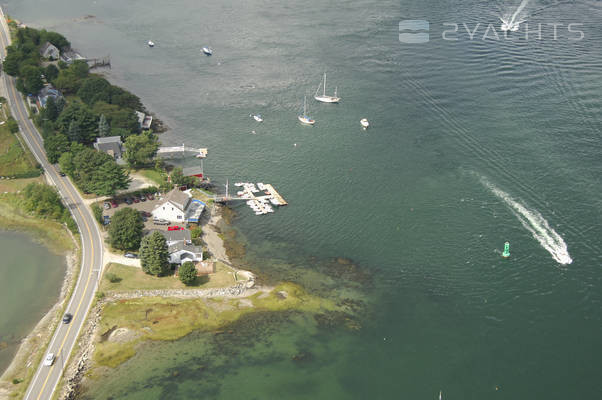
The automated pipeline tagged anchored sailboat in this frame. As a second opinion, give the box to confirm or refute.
[314,72,340,103]
[298,96,315,125]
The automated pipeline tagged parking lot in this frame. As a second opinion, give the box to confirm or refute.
[100,193,189,233]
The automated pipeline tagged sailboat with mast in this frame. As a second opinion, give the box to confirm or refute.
[298,96,315,125]
[314,72,340,103]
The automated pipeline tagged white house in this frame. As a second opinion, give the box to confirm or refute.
[152,189,205,223]
[152,189,191,223]
[150,229,191,246]
[167,241,203,265]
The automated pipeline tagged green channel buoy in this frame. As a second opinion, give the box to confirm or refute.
[502,241,510,258]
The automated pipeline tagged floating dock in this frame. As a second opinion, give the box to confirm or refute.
[233,182,287,215]
[264,184,288,206]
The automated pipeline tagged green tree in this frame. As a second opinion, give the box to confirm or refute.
[41,96,60,121]
[77,76,111,105]
[171,167,195,187]
[6,117,19,134]
[70,60,89,79]
[89,160,130,196]
[108,207,144,250]
[22,183,65,220]
[58,151,74,176]
[54,69,81,94]
[44,64,59,82]
[98,114,110,137]
[178,262,197,285]
[124,131,159,168]
[2,50,21,76]
[40,30,70,50]
[18,65,44,94]
[67,120,82,142]
[140,231,169,276]
[56,100,98,143]
[44,133,70,163]
[91,203,103,225]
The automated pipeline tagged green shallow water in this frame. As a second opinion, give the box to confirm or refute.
[4,0,602,398]
[0,231,66,374]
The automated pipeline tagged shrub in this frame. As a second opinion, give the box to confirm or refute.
[105,273,121,283]
[178,262,197,285]
[91,203,103,225]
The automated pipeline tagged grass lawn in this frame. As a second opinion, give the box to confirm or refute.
[0,116,40,177]
[0,176,44,193]
[191,188,215,205]
[133,168,165,186]
[100,262,236,292]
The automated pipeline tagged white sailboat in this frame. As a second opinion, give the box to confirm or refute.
[360,118,370,129]
[439,391,442,400]
[147,40,155,47]
[298,96,315,125]
[202,46,213,55]
[314,72,340,103]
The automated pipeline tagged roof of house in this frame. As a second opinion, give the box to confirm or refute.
[182,166,203,177]
[168,241,202,256]
[150,229,191,243]
[94,136,123,158]
[165,189,191,212]
[39,42,59,56]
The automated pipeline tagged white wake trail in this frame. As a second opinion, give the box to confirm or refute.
[481,178,573,265]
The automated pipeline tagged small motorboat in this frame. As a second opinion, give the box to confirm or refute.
[202,46,213,55]
[148,40,155,48]
[252,114,263,122]
[360,118,370,129]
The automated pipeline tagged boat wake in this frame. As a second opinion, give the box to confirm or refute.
[481,178,573,265]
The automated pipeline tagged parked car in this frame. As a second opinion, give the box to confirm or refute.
[168,226,184,231]
[111,200,118,208]
[146,193,154,200]
[139,195,146,202]
[103,202,111,210]
[59,172,66,177]
[124,253,138,259]
[139,211,152,217]
[43,353,55,367]
[153,219,170,225]
[124,197,133,205]
[103,215,111,225]
[62,313,73,324]
[133,196,140,203]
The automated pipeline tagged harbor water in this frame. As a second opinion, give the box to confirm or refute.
[3,0,601,398]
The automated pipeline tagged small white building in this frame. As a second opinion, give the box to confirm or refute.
[151,189,191,223]
[168,241,203,265]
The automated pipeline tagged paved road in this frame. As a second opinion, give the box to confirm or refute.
[0,9,104,400]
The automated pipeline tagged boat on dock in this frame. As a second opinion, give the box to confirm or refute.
[298,96,315,125]
[314,73,340,103]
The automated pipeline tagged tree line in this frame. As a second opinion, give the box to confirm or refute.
[2,24,160,196]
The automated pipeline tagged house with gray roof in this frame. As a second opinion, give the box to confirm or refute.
[149,229,192,246]
[39,42,60,60]
[167,241,203,265]
[93,136,124,160]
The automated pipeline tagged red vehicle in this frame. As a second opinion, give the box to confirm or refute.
[146,193,154,201]
[133,197,140,203]
[111,200,118,208]
[167,226,184,231]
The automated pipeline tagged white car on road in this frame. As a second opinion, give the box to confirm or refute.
[43,353,55,367]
